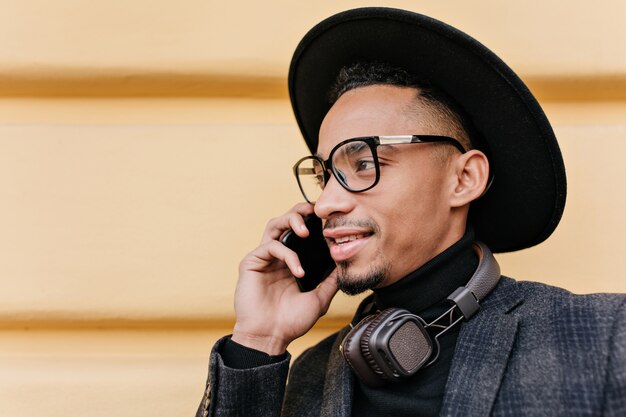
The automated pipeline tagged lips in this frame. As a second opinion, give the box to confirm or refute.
[324,229,373,262]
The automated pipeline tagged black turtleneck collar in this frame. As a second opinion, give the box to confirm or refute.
[371,227,478,317]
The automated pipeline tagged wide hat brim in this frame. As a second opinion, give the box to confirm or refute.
[288,7,566,253]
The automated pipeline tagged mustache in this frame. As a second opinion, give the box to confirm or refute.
[323,217,380,234]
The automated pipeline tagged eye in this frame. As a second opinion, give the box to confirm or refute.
[312,167,327,188]
[355,159,376,172]
[314,174,325,187]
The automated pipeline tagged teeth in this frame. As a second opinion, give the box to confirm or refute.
[335,234,364,244]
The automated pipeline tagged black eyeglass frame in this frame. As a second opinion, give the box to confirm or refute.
[292,135,467,204]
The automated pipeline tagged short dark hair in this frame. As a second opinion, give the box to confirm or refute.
[328,62,476,151]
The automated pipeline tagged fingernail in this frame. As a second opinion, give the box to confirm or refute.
[297,266,304,275]
[299,224,307,231]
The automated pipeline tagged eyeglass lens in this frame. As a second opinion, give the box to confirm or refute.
[296,158,326,203]
[296,140,377,203]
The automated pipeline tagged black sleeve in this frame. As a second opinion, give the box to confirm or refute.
[195,336,291,417]
[220,337,289,369]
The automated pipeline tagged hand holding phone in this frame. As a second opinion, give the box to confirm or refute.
[232,206,339,354]
[282,214,335,292]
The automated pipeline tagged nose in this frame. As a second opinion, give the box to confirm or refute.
[314,174,355,220]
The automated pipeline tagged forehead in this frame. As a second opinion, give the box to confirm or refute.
[317,85,431,157]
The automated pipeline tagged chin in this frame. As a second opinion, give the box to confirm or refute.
[336,260,390,296]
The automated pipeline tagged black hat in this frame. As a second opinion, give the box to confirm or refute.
[288,7,566,253]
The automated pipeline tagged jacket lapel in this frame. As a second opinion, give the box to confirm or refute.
[319,326,354,417]
[440,278,522,417]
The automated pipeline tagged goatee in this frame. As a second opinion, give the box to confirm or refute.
[336,260,390,295]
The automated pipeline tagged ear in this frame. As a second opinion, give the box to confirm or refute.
[449,150,490,208]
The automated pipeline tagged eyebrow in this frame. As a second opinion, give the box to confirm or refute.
[379,144,401,153]
[343,141,370,156]
[315,140,404,160]
[314,140,371,160]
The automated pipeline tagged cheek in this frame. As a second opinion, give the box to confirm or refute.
[383,174,447,213]
[375,178,450,241]
[363,159,452,226]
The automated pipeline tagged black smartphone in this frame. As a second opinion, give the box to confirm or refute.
[281,214,335,292]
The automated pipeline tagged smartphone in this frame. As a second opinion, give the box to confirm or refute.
[281,214,335,292]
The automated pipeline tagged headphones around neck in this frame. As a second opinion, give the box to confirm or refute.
[339,242,501,387]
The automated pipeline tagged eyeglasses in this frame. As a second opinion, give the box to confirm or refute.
[293,135,467,204]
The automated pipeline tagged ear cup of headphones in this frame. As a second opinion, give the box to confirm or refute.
[342,307,435,387]
[385,317,433,374]
[340,315,388,387]
[359,308,404,379]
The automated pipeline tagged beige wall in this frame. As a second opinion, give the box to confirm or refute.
[1,1,625,416]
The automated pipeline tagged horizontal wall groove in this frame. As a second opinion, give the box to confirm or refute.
[525,76,626,102]
[2,73,626,101]
[0,73,288,99]
[0,317,350,331]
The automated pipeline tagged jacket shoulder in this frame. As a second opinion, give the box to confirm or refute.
[477,278,626,415]
[509,278,626,321]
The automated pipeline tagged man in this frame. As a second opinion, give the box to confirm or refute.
[197,8,625,417]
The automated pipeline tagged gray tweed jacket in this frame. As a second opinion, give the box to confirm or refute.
[196,278,626,417]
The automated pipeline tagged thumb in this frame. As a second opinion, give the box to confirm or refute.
[314,270,339,316]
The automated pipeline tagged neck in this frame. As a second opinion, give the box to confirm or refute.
[371,227,477,316]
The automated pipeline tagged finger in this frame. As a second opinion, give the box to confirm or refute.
[261,204,315,244]
[314,270,339,315]
[291,201,316,215]
[247,240,305,278]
